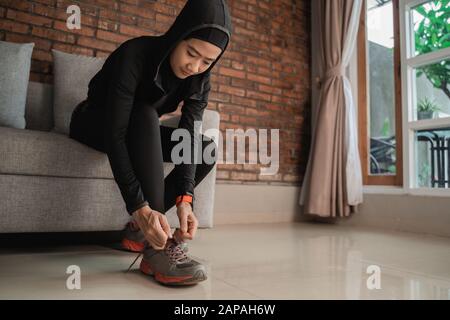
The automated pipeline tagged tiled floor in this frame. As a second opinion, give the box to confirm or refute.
[0,222,449,299]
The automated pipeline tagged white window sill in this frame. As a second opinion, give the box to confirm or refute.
[363,186,406,195]
[363,186,450,198]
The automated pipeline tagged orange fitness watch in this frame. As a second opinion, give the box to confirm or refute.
[176,194,193,207]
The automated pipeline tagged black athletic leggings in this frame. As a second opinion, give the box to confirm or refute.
[69,100,216,214]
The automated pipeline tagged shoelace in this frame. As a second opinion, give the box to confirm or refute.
[165,240,189,264]
[126,252,143,273]
[125,239,189,272]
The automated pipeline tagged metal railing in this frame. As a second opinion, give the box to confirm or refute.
[370,136,396,174]
[417,130,450,188]
[370,130,450,188]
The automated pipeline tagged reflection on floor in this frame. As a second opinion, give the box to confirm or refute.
[0,222,449,299]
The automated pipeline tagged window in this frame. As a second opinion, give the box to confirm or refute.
[358,0,404,186]
[400,0,450,191]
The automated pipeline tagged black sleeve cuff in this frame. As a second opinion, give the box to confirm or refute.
[127,200,149,215]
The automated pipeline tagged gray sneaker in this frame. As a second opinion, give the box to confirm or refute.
[121,220,146,252]
[139,238,207,286]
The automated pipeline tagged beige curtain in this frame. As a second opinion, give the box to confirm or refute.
[299,0,363,218]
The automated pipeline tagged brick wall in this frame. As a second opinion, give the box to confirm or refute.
[0,0,311,187]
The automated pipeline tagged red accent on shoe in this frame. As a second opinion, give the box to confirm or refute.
[121,238,145,252]
[139,259,154,275]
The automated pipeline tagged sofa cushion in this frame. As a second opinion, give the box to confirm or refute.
[0,126,176,180]
[0,109,218,180]
[52,49,105,135]
[0,41,34,129]
[0,126,113,179]
[25,81,54,132]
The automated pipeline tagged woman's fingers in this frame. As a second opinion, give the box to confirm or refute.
[180,214,188,234]
[146,232,165,249]
[187,215,198,239]
[173,229,184,243]
[142,214,167,249]
[153,222,168,244]
[189,222,197,239]
[158,214,173,239]
[132,207,172,249]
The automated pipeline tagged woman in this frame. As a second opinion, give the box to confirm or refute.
[69,0,232,285]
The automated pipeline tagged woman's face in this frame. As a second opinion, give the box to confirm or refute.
[169,38,222,79]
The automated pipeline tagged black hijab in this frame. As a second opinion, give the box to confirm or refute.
[151,0,232,97]
[159,55,183,94]
[159,25,229,95]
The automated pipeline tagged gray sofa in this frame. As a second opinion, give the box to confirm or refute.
[0,81,219,233]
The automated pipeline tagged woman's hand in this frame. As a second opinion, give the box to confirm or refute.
[132,205,172,250]
[175,202,198,242]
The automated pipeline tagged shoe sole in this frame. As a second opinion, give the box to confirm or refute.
[121,238,145,253]
[139,259,207,286]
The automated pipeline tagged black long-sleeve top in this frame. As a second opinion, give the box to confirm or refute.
[85,0,232,214]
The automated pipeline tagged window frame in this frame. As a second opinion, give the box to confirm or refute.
[357,0,404,186]
[400,0,450,194]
